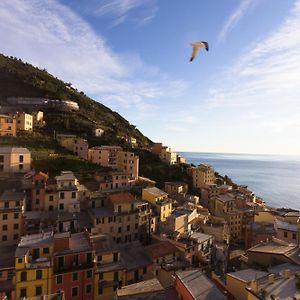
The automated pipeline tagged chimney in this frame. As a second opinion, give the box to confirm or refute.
[250,279,258,293]
[268,273,275,284]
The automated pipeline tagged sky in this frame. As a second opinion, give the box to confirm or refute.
[0,0,299,155]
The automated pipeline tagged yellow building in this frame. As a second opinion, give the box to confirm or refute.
[14,112,33,131]
[93,234,124,300]
[32,111,45,127]
[225,269,268,300]
[190,164,215,188]
[15,232,53,299]
[142,187,172,222]
[159,146,177,165]
[0,114,16,136]
[116,151,139,180]
[0,147,31,173]
[0,190,24,246]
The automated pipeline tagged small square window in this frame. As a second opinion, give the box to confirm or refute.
[72,272,78,281]
[72,287,78,297]
[56,275,63,284]
[86,284,92,294]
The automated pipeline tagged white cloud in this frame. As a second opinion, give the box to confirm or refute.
[86,0,158,27]
[0,0,186,118]
[208,0,300,153]
[218,0,256,42]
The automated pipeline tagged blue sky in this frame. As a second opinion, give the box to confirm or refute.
[0,0,299,155]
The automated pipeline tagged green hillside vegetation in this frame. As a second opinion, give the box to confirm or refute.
[0,54,151,148]
[0,54,192,188]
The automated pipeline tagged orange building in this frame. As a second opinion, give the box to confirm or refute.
[0,114,16,136]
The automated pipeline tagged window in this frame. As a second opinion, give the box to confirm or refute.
[59,203,64,210]
[60,192,65,199]
[98,286,103,295]
[19,155,24,163]
[113,253,118,262]
[143,267,147,274]
[49,195,54,201]
[19,164,23,170]
[86,270,92,279]
[14,234,19,240]
[14,213,19,219]
[3,214,7,220]
[114,272,118,281]
[86,252,92,264]
[4,202,9,208]
[36,198,40,205]
[18,258,22,264]
[97,255,102,262]
[0,155,4,163]
[293,233,297,240]
[284,231,288,238]
[86,284,92,294]
[72,272,78,281]
[56,275,63,284]
[2,235,7,241]
[71,287,78,297]
[73,254,79,266]
[127,225,130,231]
[58,257,64,269]
[21,271,27,281]
[35,286,42,296]
[99,272,103,280]
[71,192,76,199]
[118,205,121,213]
[2,225,7,231]
[135,223,138,229]
[118,227,121,233]
[43,247,49,254]
[20,288,27,298]
[36,270,42,280]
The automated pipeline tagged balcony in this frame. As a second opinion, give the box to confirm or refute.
[26,257,51,268]
[54,262,94,274]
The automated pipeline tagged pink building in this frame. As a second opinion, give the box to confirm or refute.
[95,171,135,191]
[74,138,88,160]
[88,146,122,168]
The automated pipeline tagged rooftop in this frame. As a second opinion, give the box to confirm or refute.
[120,241,152,271]
[248,239,296,255]
[217,193,236,203]
[54,232,92,255]
[145,241,177,259]
[176,269,226,299]
[190,232,213,243]
[0,147,30,154]
[0,189,24,202]
[92,234,120,254]
[109,192,135,204]
[227,268,268,283]
[55,171,76,182]
[143,187,168,198]
[89,207,114,218]
[275,218,298,232]
[117,278,165,299]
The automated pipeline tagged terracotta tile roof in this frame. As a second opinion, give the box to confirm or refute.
[145,241,177,259]
[109,192,135,204]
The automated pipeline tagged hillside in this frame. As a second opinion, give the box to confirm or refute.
[0,54,152,148]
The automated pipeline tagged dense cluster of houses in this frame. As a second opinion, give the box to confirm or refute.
[1,132,300,299]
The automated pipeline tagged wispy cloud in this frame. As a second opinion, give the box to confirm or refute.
[86,0,158,27]
[208,0,300,151]
[218,0,256,43]
[0,0,186,120]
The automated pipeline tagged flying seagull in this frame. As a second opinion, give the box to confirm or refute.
[190,41,209,62]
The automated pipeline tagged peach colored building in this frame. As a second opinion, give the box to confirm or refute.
[159,146,177,165]
[190,164,215,188]
[95,171,135,191]
[151,143,163,155]
[0,147,31,173]
[55,171,80,213]
[164,182,188,196]
[31,111,45,127]
[73,137,89,160]
[0,114,16,136]
[89,145,122,168]
[0,190,24,246]
[117,151,139,180]
[31,172,49,211]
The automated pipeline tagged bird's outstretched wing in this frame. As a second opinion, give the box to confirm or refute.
[190,41,209,62]
[190,45,200,62]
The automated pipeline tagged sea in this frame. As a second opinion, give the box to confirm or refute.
[179,152,300,210]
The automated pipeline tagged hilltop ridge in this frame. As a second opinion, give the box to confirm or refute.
[0,53,152,148]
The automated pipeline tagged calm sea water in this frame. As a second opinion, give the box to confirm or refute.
[179,152,300,210]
